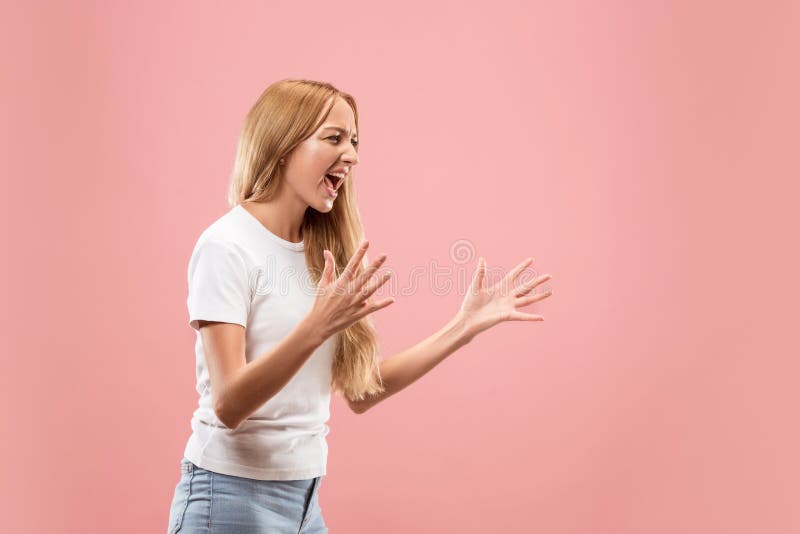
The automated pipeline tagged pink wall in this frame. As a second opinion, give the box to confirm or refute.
[2,1,797,532]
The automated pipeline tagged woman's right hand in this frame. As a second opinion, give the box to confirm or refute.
[305,240,395,343]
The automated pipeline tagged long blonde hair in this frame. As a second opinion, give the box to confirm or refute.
[227,78,385,403]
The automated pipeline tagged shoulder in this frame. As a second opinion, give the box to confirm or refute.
[190,207,252,258]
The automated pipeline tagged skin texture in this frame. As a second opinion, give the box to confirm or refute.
[198,96,554,426]
[241,96,359,243]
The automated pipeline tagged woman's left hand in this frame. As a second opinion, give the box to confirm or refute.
[457,257,553,342]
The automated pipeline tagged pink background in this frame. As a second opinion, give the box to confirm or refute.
[2,1,798,532]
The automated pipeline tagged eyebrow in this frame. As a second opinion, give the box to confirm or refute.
[322,126,358,138]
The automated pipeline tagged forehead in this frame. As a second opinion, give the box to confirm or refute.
[319,98,357,136]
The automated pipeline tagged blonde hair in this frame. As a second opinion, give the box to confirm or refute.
[227,78,385,403]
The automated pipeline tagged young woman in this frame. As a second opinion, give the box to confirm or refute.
[166,78,553,533]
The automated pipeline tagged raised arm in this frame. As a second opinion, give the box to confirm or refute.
[199,318,325,430]
[348,256,553,415]
[347,314,471,414]
[204,240,394,430]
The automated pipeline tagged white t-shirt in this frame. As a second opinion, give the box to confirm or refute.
[182,204,336,481]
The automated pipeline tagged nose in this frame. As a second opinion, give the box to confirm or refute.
[341,143,358,167]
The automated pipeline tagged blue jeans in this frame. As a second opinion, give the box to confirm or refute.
[167,457,327,533]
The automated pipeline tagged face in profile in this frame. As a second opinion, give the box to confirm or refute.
[282,96,359,213]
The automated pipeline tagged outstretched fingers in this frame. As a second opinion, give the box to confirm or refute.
[374,296,396,311]
[354,253,388,291]
[338,240,370,285]
[503,257,534,287]
[355,296,396,320]
[516,288,553,307]
[508,311,544,321]
[358,270,393,302]
[515,273,553,297]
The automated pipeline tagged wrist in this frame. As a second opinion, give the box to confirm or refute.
[298,314,329,348]
[450,311,477,346]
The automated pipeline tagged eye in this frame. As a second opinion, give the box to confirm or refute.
[328,135,359,147]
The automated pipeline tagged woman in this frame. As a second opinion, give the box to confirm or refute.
[166,78,553,533]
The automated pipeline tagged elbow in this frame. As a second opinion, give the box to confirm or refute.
[348,399,369,415]
[214,399,242,430]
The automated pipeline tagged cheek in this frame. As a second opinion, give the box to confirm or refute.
[302,143,333,167]
[286,141,338,195]
[290,146,326,178]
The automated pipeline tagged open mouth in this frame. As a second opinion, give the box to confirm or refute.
[323,173,343,196]
[324,173,342,189]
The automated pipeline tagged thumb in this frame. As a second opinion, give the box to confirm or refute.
[321,250,334,286]
[470,257,486,292]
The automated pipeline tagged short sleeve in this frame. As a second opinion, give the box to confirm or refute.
[187,238,250,331]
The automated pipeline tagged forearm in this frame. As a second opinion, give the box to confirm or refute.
[351,313,474,414]
[218,318,324,429]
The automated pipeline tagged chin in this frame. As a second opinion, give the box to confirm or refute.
[307,182,340,213]
[309,198,336,214]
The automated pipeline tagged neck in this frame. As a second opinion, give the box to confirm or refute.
[242,190,306,243]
